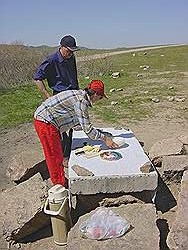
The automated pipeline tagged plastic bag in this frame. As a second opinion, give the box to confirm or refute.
[79,207,130,240]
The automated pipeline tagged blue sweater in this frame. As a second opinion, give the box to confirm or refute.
[33,49,79,92]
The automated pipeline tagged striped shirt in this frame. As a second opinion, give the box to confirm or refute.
[34,89,104,140]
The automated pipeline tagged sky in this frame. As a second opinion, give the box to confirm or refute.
[0,0,187,49]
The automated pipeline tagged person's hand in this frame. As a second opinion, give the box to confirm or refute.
[104,136,119,149]
[44,91,52,99]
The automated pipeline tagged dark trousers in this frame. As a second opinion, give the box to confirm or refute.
[53,90,73,159]
[61,129,73,158]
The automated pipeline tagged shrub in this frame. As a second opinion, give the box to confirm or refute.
[0,44,51,91]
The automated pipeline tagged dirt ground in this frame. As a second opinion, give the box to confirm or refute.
[0,115,187,249]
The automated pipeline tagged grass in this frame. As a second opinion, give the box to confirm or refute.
[87,45,188,125]
[0,45,187,130]
[0,85,43,129]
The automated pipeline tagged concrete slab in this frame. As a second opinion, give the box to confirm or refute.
[68,128,158,194]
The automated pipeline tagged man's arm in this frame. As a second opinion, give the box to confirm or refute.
[75,100,118,148]
[35,80,52,100]
[33,59,52,99]
[103,135,118,148]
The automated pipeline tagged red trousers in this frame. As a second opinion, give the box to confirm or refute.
[34,119,66,186]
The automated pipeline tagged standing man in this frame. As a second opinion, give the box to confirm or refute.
[33,35,79,162]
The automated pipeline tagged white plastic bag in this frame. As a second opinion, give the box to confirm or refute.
[79,207,130,240]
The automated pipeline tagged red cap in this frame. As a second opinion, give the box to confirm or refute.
[87,80,108,98]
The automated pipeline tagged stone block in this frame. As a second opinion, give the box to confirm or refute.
[162,155,188,172]
[167,170,188,249]
[6,148,49,183]
[178,134,188,145]
[149,138,184,159]
[69,128,158,195]
[183,145,188,155]
[160,155,188,183]
[70,173,158,195]
[67,204,159,250]
[0,174,50,242]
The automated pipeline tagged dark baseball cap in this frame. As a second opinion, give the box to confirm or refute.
[60,35,79,52]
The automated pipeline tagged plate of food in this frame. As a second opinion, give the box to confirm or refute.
[100,151,122,161]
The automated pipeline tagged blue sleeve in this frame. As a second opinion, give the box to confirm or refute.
[33,59,51,80]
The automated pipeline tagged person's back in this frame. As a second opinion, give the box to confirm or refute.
[34,89,90,133]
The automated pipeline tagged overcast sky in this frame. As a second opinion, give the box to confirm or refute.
[0,0,187,49]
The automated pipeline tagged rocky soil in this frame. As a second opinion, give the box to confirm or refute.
[0,113,187,249]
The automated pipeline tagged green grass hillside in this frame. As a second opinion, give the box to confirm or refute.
[0,45,187,129]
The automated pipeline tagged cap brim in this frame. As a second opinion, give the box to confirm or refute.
[103,93,108,99]
[66,46,80,52]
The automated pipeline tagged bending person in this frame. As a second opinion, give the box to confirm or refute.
[34,80,118,187]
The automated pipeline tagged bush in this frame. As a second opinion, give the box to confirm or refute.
[0,44,51,91]
[77,56,113,78]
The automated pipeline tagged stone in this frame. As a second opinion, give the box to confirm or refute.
[178,134,188,145]
[112,72,120,78]
[149,137,184,159]
[161,155,188,183]
[174,97,185,102]
[69,174,158,195]
[167,96,174,102]
[0,174,50,242]
[167,171,188,249]
[69,128,158,195]
[140,161,154,173]
[111,101,118,106]
[67,204,159,250]
[151,97,160,103]
[109,88,116,93]
[184,145,188,155]
[72,165,94,176]
[143,65,149,70]
[162,155,188,172]
[99,195,143,207]
[151,156,163,168]
[6,147,47,183]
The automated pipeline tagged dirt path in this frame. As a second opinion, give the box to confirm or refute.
[77,44,185,62]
